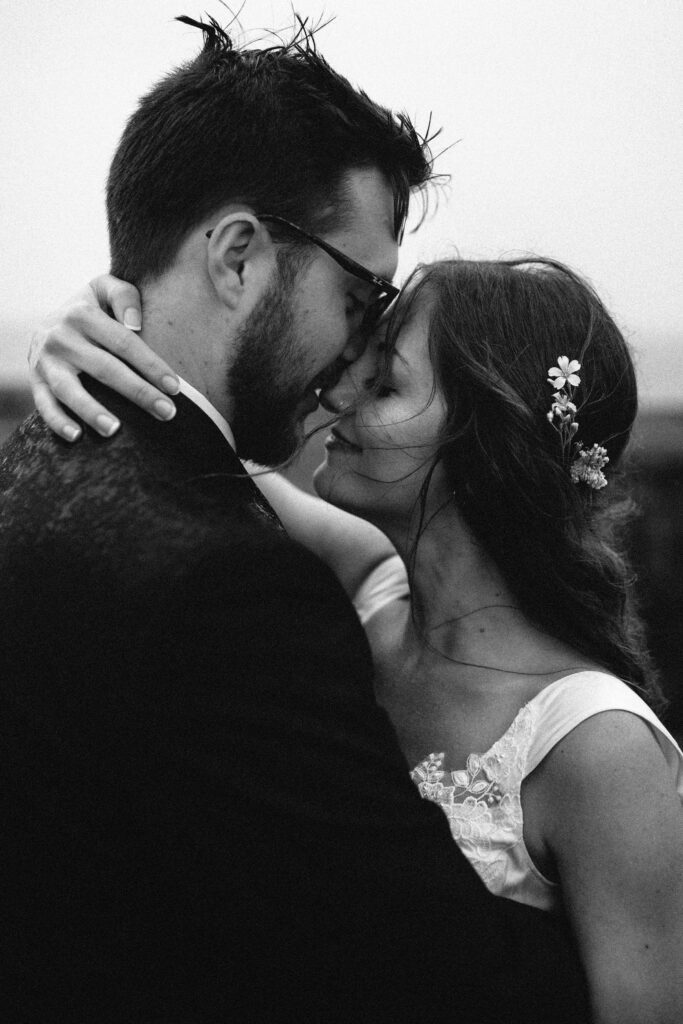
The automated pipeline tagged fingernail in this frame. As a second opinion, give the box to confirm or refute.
[96,415,120,437]
[64,425,81,441]
[153,398,176,421]
[161,374,180,395]
[123,308,142,331]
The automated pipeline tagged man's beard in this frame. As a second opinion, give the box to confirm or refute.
[228,262,309,467]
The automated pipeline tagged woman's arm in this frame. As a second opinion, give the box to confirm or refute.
[248,466,397,600]
[533,711,683,1024]
[28,275,397,599]
[28,275,178,440]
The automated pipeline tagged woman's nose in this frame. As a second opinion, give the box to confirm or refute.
[319,331,381,412]
[318,354,375,414]
[319,365,359,413]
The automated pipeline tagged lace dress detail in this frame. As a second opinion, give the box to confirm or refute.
[354,559,683,913]
[410,673,683,913]
[410,704,553,902]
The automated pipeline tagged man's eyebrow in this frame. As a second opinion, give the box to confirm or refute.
[376,341,410,368]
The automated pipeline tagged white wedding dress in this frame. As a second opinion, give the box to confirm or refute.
[355,556,683,913]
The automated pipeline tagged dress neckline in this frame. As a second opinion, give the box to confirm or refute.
[412,669,621,774]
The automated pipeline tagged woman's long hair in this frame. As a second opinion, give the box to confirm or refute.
[384,257,662,705]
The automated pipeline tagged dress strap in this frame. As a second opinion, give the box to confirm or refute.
[524,672,683,790]
[353,554,409,625]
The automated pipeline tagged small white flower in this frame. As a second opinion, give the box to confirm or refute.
[547,356,581,389]
[549,392,578,424]
[552,392,577,412]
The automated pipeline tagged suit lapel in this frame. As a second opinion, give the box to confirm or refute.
[81,376,285,531]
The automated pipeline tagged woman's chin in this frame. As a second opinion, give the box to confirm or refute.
[312,459,337,502]
[313,459,355,510]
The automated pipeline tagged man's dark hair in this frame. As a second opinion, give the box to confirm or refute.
[107,16,435,285]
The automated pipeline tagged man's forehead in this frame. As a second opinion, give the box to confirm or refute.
[335,165,395,215]
[325,167,399,279]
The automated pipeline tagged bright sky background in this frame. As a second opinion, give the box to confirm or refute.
[1,0,681,405]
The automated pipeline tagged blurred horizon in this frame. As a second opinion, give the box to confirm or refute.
[3,318,680,409]
[1,0,681,402]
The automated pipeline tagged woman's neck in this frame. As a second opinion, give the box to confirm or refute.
[386,504,588,681]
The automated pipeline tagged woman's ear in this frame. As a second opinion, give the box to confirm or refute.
[205,212,271,310]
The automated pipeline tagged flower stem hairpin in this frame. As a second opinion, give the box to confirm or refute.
[546,356,609,490]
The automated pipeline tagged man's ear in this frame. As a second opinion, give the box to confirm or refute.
[205,212,271,310]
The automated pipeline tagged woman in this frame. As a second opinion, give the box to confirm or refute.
[29,257,683,1023]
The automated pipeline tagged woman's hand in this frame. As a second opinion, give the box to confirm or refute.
[28,274,180,441]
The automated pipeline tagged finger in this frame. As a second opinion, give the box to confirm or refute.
[62,305,179,396]
[90,273,143,332]
[39,341,177,424]
[30,371,84,442]
[34,363,121,438]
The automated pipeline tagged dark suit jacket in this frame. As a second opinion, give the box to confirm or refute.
[0,380,589,1022]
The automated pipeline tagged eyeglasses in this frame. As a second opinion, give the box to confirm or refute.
[206,213,399,333]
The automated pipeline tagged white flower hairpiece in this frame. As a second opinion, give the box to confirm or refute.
[570,444,609,490]
[546,356,609,490]
[548,356,581,390]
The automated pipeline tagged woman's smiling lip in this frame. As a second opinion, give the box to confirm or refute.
[325,427,363,452]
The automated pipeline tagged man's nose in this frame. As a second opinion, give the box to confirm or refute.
[341,326,368,367]
[319,330,371,413]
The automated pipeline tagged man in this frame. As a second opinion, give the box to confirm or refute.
[1,18,588,1022]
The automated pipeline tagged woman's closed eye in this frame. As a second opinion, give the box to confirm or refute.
[364,373,394,397]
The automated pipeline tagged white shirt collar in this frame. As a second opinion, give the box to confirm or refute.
[177,376,236,451]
